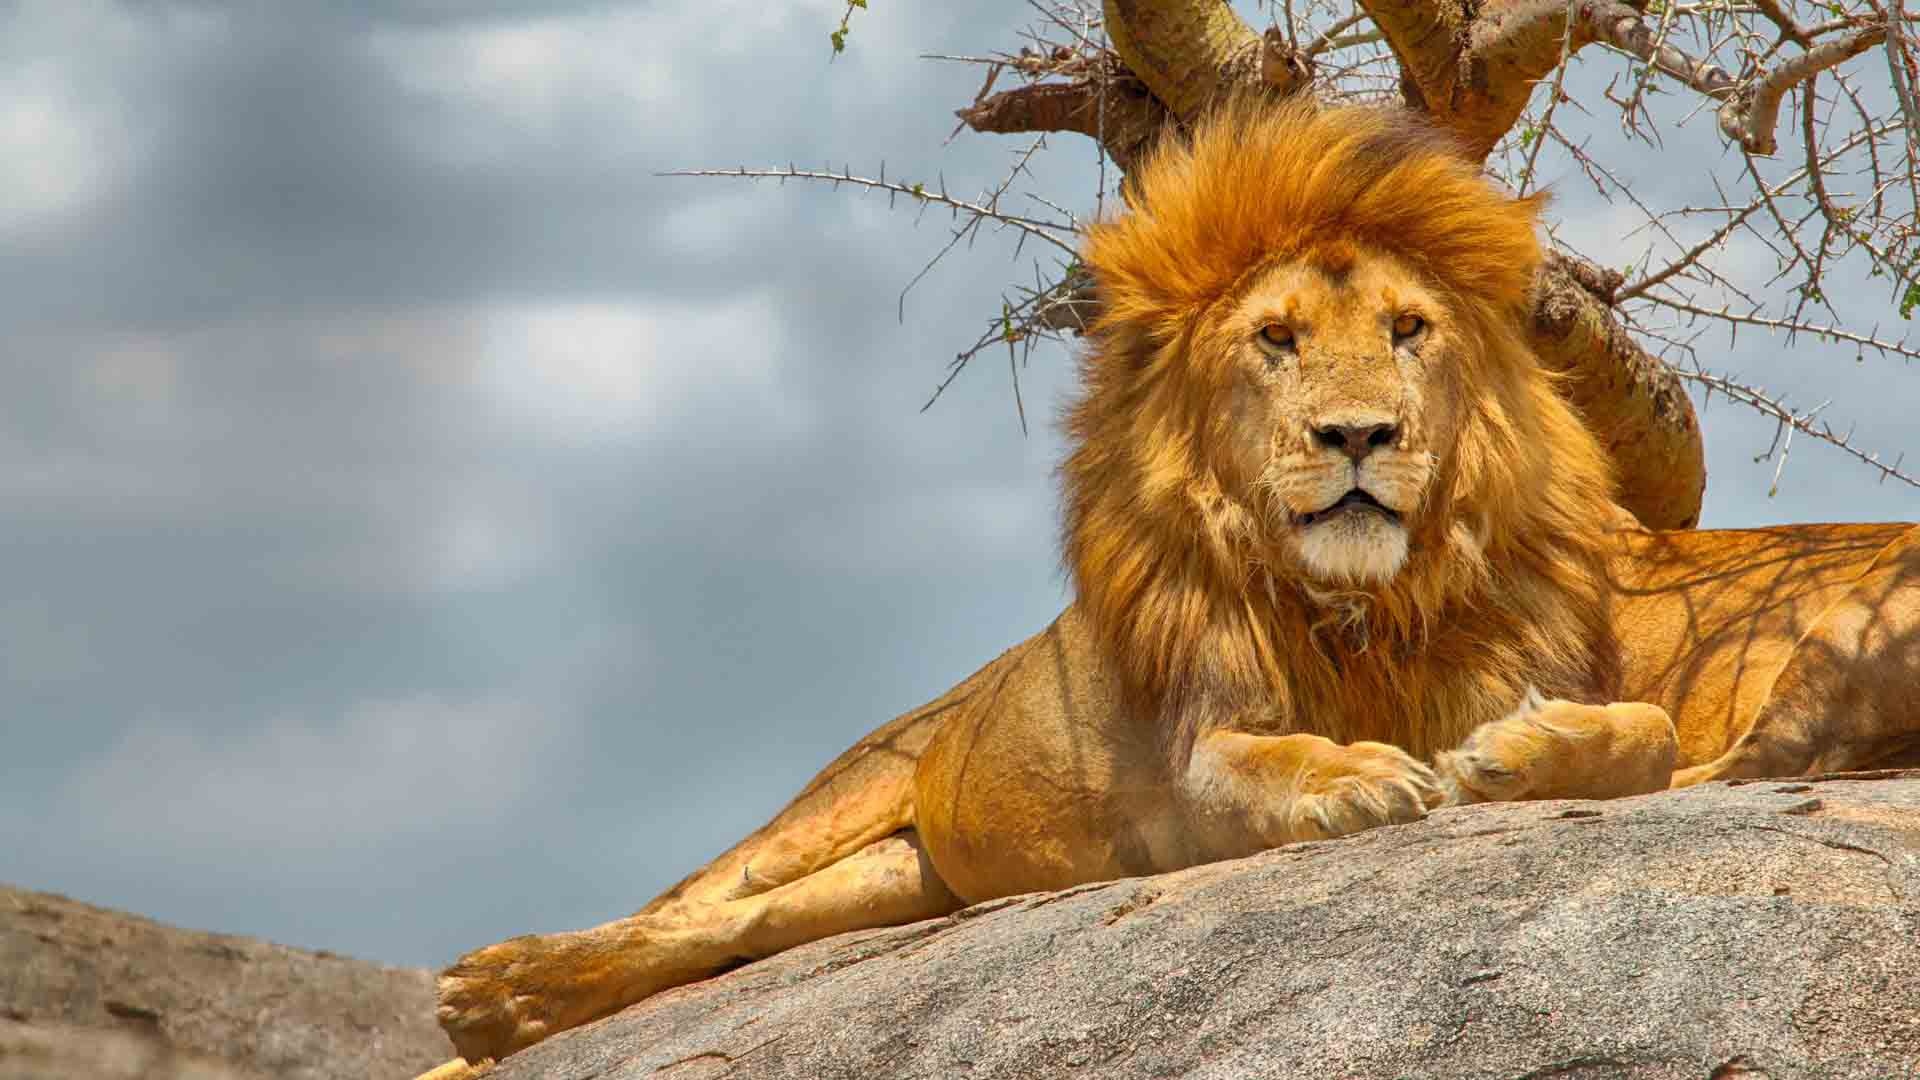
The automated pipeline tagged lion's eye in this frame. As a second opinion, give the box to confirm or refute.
[1392,313,1426,342]
[1257,323,1296,353]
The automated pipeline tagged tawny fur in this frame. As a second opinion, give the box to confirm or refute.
[421,101,1920,1076]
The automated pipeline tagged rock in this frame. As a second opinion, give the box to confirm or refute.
[488,771,1920,1080]
[0,885,448,1080]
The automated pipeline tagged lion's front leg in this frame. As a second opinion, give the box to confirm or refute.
[1436,691,1677,805]
[1187,730,1445,853]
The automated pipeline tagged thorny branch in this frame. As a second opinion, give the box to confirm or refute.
[924,262,1098,424]
[1580,1,1737,104]
[657,165,1079,259]
[1678,369,1920,488]
[1640,290,1920,362]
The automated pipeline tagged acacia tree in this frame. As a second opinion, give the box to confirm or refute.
[684,0,1920,529]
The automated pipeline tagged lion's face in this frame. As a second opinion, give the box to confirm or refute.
[1211,245,1458,587]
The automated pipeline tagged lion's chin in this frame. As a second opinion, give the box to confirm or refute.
[1292,513,1410,586]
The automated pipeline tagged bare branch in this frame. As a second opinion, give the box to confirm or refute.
[1618,191,1768,302]
[1582,1,1739,100]
[955,67,1170,169]
[1031,265,1100,332]
[1101,0,1268,121]
[1615,116,1907,301]
[1639,290,1920,361]
[1357,0,1472,121]
[1489,0,1891,160]
[894,136,1056,322]
[1452,0,1734,158]
[1887,6,1920,135]
[1719,26,1889,154]
[1303,10,1375,57]
[658,166,1080,258]
[1750,0,1814,47]
[924,263,1094,412]
[1517,0,1582,195]
[1677,369,1920,488]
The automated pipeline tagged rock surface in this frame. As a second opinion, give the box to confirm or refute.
[487,772,1920,1080]
[0,884,448,1080]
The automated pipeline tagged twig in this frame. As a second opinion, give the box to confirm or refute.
[1617,117,1908,300]
[922,263,1094,412]
[658,166,1079,257]
[896,137,1054,321]
[1888,5,1920,135]
[1678,370,1920,488]
[1640,290,1920,360]
[1518,0,1582,195]
[1751,0,1815,46]
[1303,10,1373,55]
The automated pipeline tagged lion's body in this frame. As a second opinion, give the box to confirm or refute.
[671,520,1920,911]
[1615,522,1920,780]
[422,102,1920,1073]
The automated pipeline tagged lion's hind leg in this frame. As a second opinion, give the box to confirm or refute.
[1675,527,1920,787]
[427,831,963,1072]
[1437,692,1678,805]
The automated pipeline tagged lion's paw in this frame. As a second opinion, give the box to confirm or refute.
[1438,691,1676,803]
[1293,740,1445,839]
[1436,687,1550,804]
[1435,687,1608,805]
[436,935,565,1064]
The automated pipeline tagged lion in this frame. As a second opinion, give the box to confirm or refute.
[421,99,1920,1074]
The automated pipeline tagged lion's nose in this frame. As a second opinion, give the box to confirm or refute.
[1313,421,1399,462]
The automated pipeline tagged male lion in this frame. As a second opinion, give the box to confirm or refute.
[425,100,1920,1072]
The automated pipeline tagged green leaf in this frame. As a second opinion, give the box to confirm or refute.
[830,28,846,52]
[1901,283,1920,320]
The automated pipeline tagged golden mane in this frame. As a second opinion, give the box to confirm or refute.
[1063,98,1622,759]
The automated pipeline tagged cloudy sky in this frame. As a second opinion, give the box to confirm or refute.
[2,0,1916,972]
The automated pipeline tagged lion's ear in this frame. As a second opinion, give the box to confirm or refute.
[1512,189,1552,268]
[1082,290,1161,372]
[1079,221,1198,367]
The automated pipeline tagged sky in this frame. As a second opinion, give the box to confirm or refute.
[1,0,1916,971]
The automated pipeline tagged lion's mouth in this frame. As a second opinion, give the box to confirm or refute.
[1298,488,1402,527]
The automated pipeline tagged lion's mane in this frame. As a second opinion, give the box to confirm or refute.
[1064,98,1623,760]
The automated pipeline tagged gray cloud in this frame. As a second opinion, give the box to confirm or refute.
[0,0,1087,966]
